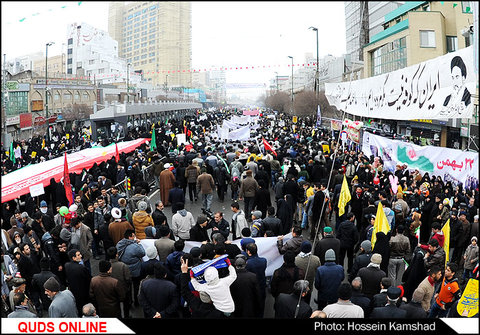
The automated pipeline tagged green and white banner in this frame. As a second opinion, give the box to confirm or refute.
[362,132,478,188]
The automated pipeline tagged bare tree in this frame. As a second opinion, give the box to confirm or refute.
[264,91,291,113]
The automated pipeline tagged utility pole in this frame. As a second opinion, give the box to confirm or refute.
[309,26,319,98]
[45,42,54,143]
[288,56,294,115]
[2,53,8,149]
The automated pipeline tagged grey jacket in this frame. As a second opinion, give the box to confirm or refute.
[48,290,78,317]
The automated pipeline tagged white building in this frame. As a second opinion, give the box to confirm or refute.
[66,22,141,86]
[5,52,43,75]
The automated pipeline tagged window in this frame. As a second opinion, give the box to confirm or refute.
[67,48,73,55]
[68,38,73,45]
[420,30,435,48]
[63,93,72,100]
[370,36,407,76]
[446,36,458,53]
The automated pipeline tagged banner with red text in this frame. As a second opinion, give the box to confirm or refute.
[362,132,479,189]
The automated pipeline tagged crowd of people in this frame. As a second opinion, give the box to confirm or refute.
[1,107,479,320]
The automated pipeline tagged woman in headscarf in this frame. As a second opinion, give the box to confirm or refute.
[372,231,391,275]
[276,194,294,235]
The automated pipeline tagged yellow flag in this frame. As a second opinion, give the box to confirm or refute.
[442,219,450,268]
[457,278,479,317]
[338,175,351,217]
[41,139,45,150]
[371,202,390,249]
[31,151,37,158]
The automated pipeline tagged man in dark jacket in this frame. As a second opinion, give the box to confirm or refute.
[399,287,427,318]
[152,201,168,227]
[313,226,340,265]
[229,256,262,318]
[168,182,185,214]
[31,257,62,316]
[262,206,282,236]
[274,279,312,319]
[349,240,373,282]
[138,262,179,318]
[314,248,345,310]
[245,242,267,316]
[350,276,371,317]
[89,260,125,318]
[357,253,386,300]
[370,286,407,318]
[189,215,210,242]
[336,212,359,273]
[64,249,91,315]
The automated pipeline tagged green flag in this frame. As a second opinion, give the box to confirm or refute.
[150,129,157,152]
[9,143,16,164]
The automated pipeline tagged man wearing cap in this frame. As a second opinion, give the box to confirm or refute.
[250,210,264,237]
[9,277,37,316]
[313,226,341,265]
[89,260,125,318]
[370,286,407,318]
[399,287,428,318]
[229,255,262,318]
[160,163,176,207]
[349,240,373,282]
[43,277,78,317]
[314,248,345,310]
[357,253,387,300]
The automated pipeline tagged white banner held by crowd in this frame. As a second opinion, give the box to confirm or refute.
[362,132,479,188]
[325,46,475,120]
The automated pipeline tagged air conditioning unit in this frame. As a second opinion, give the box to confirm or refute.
[461,25,474,37]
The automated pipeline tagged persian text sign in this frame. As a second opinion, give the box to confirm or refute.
[325,46,475,120]
[362,132,478,188]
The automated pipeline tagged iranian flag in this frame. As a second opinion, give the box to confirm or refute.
[262,137,277,156]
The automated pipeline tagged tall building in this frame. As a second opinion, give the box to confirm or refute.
[108,1,192,88]
[344,1,404,76]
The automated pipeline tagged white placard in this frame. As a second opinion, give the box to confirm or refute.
[29,183,45,197]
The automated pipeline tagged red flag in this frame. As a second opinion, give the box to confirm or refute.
[115,143,120,163]
[63,152,74,206]
[262,137,277,156]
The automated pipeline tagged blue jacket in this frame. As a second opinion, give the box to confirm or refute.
[314,262,345,303]
[246,254,267,296]
[116,238,145,277]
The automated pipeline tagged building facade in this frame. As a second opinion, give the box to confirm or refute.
[108,1,192,88]
[360,1,477,149]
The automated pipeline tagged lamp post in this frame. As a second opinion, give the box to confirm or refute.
[309,26,319,97]
[126,62,131,103]
[165,74,169,99]
[274,71,279,92]
[288,56,294,114]
[45,41,54,143]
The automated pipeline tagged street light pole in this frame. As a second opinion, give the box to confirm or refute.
[126,63,131,103]
[165,74,169,99]
[309,26,319,97]
[45,42,54,144]
[274,71,279,92]
[288,56,294,114]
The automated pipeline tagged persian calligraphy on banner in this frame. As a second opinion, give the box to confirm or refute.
[362,132,479,188]
[325,46,475,120]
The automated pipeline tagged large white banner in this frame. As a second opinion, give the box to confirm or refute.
[362,132,479,189]
[140,234,292,277]
[325,46,475,120]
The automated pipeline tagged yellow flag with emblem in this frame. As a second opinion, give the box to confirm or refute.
[371,202,391,249]
[338,175,351,217]
[456,278,479,317]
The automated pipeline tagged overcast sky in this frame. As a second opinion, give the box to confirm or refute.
[1,1,346,94]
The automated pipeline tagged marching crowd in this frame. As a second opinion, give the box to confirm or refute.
[1,107,479,320]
